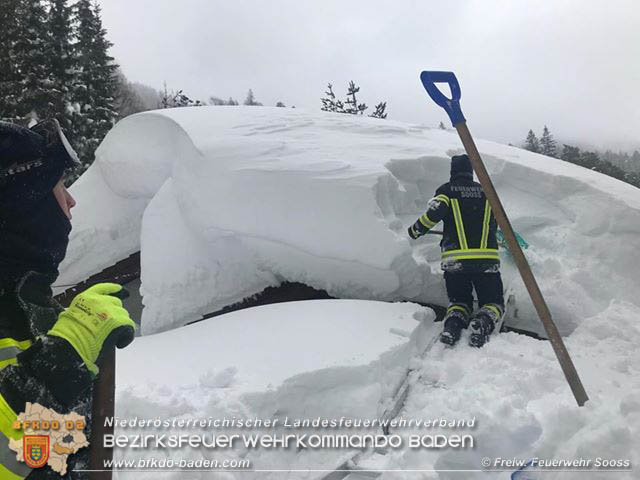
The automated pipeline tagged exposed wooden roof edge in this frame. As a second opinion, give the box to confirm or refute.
[54,252,141,307]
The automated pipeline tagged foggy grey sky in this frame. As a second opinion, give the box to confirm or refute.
[99,0,640,150]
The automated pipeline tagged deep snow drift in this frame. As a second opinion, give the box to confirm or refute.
[58,107,640,337]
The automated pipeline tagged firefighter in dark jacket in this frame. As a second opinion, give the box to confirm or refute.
[0,120,135,479]
[408,154,504,347]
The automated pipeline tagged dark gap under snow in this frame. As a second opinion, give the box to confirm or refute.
[55,251,543,340]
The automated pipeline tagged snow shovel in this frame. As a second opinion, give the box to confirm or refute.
[420,71,588,407]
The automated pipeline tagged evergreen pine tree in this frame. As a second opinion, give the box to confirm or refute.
[159,82,172,109]
[72,0,119,172]
[369,102,387,119]
[344,81,367,115]
[579,151,600,170]
[11,0,51,124]
[0,0,22,121]
[525,129,541,153]
[631,150,640,171]
[561,144,581,163]
[243,89,262,106]
[321,83,344,113]
[158,82,203,108]
[540,125,557,157]
[44,0,75,128]
[321,81,386,118]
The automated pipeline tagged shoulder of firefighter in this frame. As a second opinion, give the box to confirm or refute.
[408,180,500,273]
[0,275,135,479]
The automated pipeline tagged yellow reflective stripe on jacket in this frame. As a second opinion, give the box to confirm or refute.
[0,359,18,370]
[0,394,30,479]
[0,340,32,351]
[419,212,437,228]
[442,248,499,261]
[0,395,21,442]
[450,199,468,249]
[0,339,32,372]
[480,200,492,249]
[434,194,450,207]
[0,344,31,479]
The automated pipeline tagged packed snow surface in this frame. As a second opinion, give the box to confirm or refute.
[59,106,640,338]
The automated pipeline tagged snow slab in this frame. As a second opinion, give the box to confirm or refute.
[114,300,435,479]
[116,299,431,391]
[57,106,640,337]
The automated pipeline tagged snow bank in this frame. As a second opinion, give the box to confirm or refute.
[58,107,640,336]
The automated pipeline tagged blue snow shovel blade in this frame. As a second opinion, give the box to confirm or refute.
[420,71,466,126]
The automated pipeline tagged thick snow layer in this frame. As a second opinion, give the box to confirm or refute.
[58,107,640,336]
[117,300,429,391]
[113,299,639,480]
[55,166,147,291]
[114,300,435,478]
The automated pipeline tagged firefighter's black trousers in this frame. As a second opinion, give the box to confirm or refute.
[444,271,504,314]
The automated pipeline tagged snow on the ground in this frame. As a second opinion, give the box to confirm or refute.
[58,107,640,337]
[113,299,639,480]
[383,300,640,480]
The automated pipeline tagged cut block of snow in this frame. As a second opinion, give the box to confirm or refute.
[113,300,436,478]
[117,299,434,391]
[138,178,275,333]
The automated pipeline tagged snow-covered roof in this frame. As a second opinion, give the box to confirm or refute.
[59,107,640,336]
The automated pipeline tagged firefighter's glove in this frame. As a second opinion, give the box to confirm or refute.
[48,283,136,376]
[408,224,420,240]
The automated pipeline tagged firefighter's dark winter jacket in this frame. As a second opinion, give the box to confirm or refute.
[1,121,92,479]
[0,272,93,479]
[409,175,500,273]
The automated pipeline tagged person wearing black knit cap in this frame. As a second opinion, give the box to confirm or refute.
[408,154,504,348]
[0,120,135,479]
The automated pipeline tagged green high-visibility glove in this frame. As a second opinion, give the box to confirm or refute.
[48,283,136,376]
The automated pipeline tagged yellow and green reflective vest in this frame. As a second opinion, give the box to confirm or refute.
[410,178,500,272]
